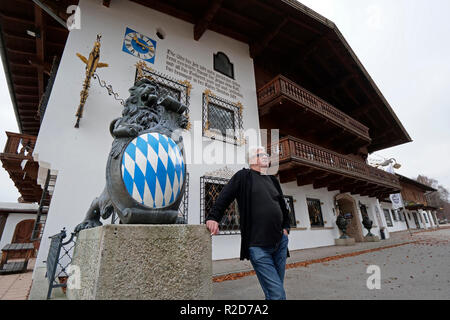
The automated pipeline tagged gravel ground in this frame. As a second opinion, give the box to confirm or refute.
[213,228,450,300]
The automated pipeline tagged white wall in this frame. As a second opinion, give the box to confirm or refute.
[380,202,409,233]
[405,210,423,229]
[212,182,392,260]
[418,209,433,229]
[33,0,260,269]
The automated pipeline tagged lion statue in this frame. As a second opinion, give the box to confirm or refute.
[75,78,188,233]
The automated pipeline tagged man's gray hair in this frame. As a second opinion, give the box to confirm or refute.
[246,146,266,165]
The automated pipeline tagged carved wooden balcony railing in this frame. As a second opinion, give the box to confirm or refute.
[0,132,42,203]
[2,132,37,160]
[258,75,371,142]
[271,136,400,191]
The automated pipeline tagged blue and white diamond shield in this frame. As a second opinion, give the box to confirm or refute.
[121,132,185,208]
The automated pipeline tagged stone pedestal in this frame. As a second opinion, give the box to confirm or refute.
[365,235,380,242]
[334,238,356,246]
[67,224,212,300]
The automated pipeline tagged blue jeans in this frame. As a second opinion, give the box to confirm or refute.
[249,234,289,300]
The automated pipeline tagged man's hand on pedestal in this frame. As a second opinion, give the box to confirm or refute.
[206,220,220,235]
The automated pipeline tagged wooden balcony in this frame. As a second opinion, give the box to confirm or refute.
[0,132,42,203]
[270,136,400,199]
[258,75,371,154]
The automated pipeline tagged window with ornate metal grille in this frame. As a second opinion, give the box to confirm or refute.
[283,195,297,228]
[202,90,243,145]
[208,103,235,137]
[200,176,240,235]
[307,198,324,227]
[360,204,369,219]
[392,209,398,221]
[135,62,191,108]
[383,209,393,227]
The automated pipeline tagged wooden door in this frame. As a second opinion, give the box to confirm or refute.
[10,219,36,259]
[12,219,35,243]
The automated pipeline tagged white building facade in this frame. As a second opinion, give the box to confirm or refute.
[19,0,410,298]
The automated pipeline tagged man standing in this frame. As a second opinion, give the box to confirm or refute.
[206,146,291,300]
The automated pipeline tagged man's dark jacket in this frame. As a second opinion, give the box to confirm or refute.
[206,168,291,260]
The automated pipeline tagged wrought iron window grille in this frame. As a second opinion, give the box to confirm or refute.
[135,61,192,129]
[392,209,398,221]
[200,176,240,235]
[202,90,244,146]
[307,198,325,227]
[178,172,189,224]
[383,209,394,227]
[283,195,297,228]
[359,204,369,219]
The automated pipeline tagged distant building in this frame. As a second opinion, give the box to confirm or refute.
[380,174,439,233]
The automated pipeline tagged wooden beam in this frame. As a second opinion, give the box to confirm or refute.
[328,178,354,191]
[313,175,344,189]
[318,73,357,95]
[0,12,34,26]
[131,0,195,24]
[250,18,288,58]
[324,38,389,125]
[34,4,45,100]
[279,169,299,184]
[194,0,223,41]
[288,16,323,35]
[6,48,35,56]
[350,104,375,118]
[28,57,52,76]
[297,171,329,187]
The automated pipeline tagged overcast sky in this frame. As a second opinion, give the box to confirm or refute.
[0,0,449,202]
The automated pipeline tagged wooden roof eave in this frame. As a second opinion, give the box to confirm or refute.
[0,26,23,134]
[331,26,412,148]
[270,1,412,151]
[280,1,412,145]
[396,174,438,193]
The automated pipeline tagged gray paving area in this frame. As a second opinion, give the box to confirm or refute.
[212,227,450,300]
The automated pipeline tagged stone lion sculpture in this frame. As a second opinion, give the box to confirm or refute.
[75,78,188,233]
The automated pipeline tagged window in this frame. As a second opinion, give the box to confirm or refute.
[213,52,234,79]
[392,210,398,221]
[208,103,235,137]
[360,204,369,219]
[283,196,297,228]
[383,209,393,227]
[200,176,240,234]
[307,198,324,227]
[135,61,191,107]
[397,210,404,221]
[202,90,244,145]
[423,213,428,223]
